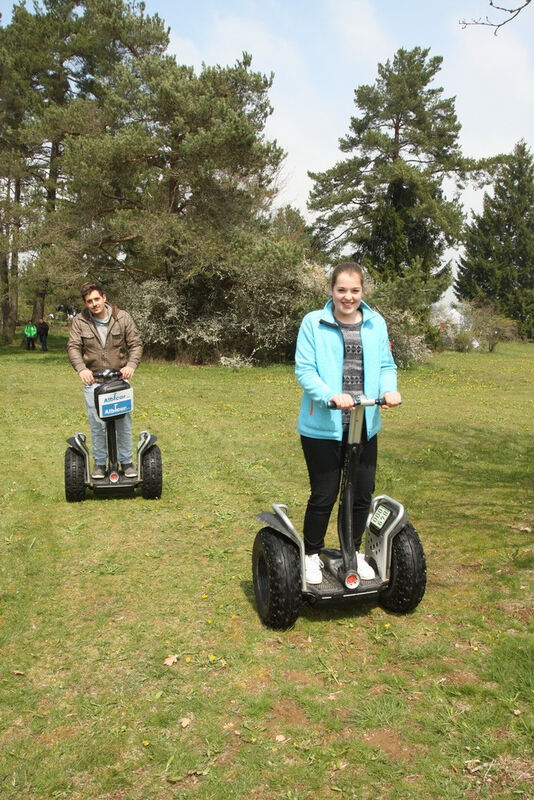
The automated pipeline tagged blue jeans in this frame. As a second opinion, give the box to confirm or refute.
[83,384,133,465]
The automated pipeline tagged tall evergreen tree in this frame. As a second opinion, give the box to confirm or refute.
[0,10,45,341]
[0,0,169,326]
[1,2,316,360]
[308,47,476,309]
[454,140,534,339]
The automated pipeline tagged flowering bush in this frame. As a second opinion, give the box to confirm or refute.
[118,241,327,363]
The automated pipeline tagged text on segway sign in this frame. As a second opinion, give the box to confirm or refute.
[99,388,134,418]
[370,504,391,532]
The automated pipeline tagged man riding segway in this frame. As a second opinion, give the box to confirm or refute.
[67,281,143,480]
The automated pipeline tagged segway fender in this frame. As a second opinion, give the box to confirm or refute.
[137,430,158,452]
[136,430,158,474]
[365,495,408,582]
[66,433,91,485]
[255,504,306,592]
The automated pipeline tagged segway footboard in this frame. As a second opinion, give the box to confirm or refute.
[307,548,384,602]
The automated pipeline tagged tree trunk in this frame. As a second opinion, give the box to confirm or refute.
[0,250,10,342]
[6,251,18,341]
[0,177,20,343]
[32,280,48,322]
[31,139,61,319]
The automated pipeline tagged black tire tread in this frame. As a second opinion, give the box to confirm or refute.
[141,445,162,499]
[379,522,426,612]
[65,448,86,502]
[252,527,301,629]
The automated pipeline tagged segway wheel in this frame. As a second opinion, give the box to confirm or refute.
[252,527,301,630]
[141,445,162,499]
[65,448,86,502]
[379,523,426,613]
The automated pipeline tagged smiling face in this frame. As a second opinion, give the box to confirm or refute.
[331,270,363,323]
[83,289,108,319]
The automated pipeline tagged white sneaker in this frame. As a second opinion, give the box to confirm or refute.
[305,554,324,584]
[357,552,375,580]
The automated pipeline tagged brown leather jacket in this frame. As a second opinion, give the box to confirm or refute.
[67,305,143,374]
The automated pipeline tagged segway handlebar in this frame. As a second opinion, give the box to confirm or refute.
[92,369,123,381]
[327,395,386,409]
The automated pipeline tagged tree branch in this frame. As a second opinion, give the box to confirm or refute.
[460,0,531,34]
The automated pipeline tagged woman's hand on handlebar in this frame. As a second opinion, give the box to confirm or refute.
[328,393,357,410]
[120,366,135,380]
[381,391,402,408]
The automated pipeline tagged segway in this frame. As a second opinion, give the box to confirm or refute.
[65,369,162,501]
[252,396,426,629]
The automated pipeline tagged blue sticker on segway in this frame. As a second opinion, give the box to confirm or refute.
[99,387,134,418]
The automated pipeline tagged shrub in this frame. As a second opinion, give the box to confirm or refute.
[118,241,327,363]
[376,306,429,368]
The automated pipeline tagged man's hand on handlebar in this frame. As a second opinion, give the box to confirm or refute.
[120,366,135,380]
[79,368,94,386]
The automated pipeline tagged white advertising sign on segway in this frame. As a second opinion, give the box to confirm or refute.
[98,387,134,418]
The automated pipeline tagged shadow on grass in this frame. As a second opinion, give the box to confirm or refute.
[241,578,389,628]
[0,336,70,369]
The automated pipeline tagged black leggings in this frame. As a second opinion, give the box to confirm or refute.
[300,430,378,555]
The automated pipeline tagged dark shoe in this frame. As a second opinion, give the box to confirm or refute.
[91,464,106,479]
[122,463,137,478]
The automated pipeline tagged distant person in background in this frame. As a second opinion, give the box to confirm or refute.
[24,320,37,350]
[36,318,49,351]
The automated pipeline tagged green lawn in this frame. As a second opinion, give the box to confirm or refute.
[0,334,532,799]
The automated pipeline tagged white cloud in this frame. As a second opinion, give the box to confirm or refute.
[443,23,534,158]
[168,11,345,216]
[325,0,397,68]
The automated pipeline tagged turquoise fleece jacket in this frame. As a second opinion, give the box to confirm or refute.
[295,298,397,441]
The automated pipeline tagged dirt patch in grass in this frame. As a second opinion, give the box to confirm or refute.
[265,695,310,729]
[36,723,80,745]
[282,668,323,688]
[495,598,533,623]
[215,726,244,766]
[235,665,273,693]
[368,682,391,696]
[363,725,417,761]
[464,754,534,798]
[438,657,480,685]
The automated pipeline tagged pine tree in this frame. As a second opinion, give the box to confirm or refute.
[308,47,473,310]
[454,141,534,339]
[0,0,169,325]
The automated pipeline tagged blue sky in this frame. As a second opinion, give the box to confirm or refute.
[2,0,533,219]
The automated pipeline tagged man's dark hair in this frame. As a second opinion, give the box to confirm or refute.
[80,281,106,300]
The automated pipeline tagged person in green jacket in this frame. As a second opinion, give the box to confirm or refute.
[24,321,37,350]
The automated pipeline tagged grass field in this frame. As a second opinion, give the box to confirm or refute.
[0,332,532,799]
